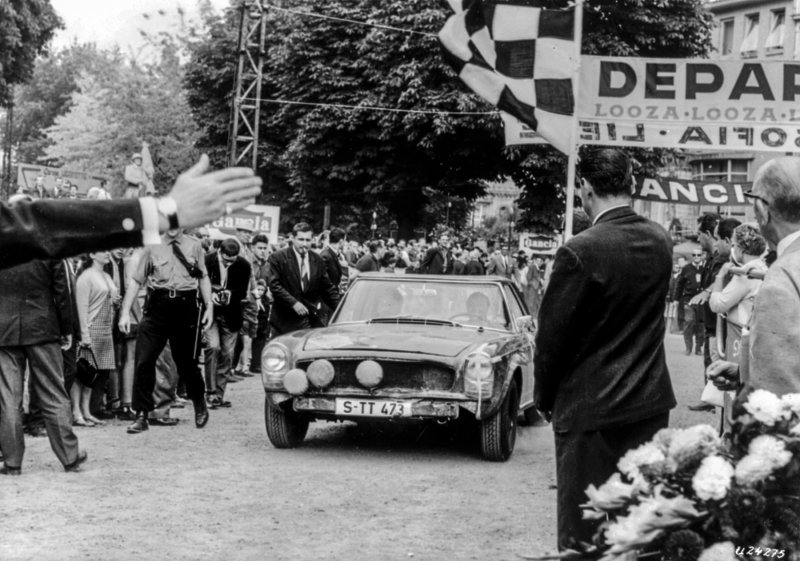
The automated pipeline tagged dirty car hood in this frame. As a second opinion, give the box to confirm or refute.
[302,323,506,358]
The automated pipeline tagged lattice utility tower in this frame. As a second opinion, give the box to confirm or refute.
[228,0,268,168]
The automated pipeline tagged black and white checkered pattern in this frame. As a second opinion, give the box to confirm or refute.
[439,0,576,152]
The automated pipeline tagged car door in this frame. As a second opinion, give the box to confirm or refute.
[502,284,535,409]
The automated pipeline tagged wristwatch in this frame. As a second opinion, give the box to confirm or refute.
[156,196,180,230]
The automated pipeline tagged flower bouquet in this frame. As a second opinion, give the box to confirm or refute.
[575,390,800,561]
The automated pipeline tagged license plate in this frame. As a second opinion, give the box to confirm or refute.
[334,398,412,417]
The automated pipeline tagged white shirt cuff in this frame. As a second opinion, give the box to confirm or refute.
[138,197,161,245]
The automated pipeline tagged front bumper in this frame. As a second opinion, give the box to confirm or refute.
[291,396,461,419]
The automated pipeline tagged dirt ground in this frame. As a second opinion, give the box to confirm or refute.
[1,333,714,561]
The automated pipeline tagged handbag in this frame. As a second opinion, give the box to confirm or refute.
[76,346,101,387]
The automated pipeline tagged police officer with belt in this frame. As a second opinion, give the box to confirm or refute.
[118,225,213,434]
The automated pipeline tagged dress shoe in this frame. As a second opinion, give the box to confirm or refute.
[238,370,255,378]
[64,450,88,473]
[114,406,136,421]
[206,396,221,409]
[194,401,209,429]
[149,417,180,426]
[127,412,149,434]
[0,464,21,476]
[217,399,232,408]
[94,409,117,420]
[170,398,187,409]
[688,402,715,412]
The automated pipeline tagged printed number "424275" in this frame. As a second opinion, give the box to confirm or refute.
[736,547,786,558]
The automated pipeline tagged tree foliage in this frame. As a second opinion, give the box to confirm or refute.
[0,0,62,105]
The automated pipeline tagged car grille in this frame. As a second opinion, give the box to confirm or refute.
[296,359,456,392]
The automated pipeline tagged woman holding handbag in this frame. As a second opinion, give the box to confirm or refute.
[73,251,120,426]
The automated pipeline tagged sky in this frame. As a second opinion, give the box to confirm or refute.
[49,0,231,52]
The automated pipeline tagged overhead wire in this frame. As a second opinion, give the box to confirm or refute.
[263,4,439,38]
[241,97,496,116]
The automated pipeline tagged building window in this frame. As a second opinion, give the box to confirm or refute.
[690,159,750,183]
[765,9,786,51]
[740,13,760,55]
[721,18,735,55]
[795,20,800,59]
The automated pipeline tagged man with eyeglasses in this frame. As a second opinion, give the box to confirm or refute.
[708,157,800,398]
[674,248,706,357]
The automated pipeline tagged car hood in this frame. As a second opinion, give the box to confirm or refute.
[301,323,508,358]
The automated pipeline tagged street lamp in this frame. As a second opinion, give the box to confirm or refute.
[371,211,377,238]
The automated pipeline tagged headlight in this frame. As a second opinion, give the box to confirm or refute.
[262,344,290,390]
[464,352,494,398]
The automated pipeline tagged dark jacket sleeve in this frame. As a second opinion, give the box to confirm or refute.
[314,254,340,311]
[51,260,73,337]
[533,245,591,412]
[0,199,144,270]
[267,252,300,308]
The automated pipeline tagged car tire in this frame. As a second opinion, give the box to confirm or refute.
[479,379,520,462]
[264,395,309,448]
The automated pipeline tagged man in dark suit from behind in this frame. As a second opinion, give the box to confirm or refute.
[268,222,340,336]
[319,227,348,324]
[534,148,676,551]
[419,232,453,274]
[463,248,486,275]
[0,257,87,474]
[203,238,252,407]
[354,240,383,273]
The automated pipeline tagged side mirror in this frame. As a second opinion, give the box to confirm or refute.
[515,315,535,333]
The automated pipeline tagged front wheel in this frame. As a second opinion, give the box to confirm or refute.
[265,395,309,448]
[479,379,520,462]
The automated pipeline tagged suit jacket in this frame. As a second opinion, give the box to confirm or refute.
[268,247,339,334]
[205,252,252,332]
[747,235,800,396]
[486,253,516,278]
[354,252,380,273]
[0,259,73,346]
[452,260,465,275]
[533,207,676,431]
[463,259,485,275]
[320,246,344,288]
[673,263,703,303]
[1,199,144,270]
[419,247,451,274]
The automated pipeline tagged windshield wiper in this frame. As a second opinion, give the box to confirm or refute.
[368,316,461,327]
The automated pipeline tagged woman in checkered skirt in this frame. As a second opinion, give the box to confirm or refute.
[73,251,120,427]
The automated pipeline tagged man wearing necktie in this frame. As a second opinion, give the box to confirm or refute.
[118,228,213,434]
[267,222,340,337]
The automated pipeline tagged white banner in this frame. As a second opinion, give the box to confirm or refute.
[211,204,280,244]
[506,56,800,152]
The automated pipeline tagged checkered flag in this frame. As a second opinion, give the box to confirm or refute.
[439,0,577,153]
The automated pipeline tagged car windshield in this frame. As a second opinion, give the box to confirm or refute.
[333,278,512,331]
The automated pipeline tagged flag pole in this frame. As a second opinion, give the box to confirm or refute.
[563,0,584,242]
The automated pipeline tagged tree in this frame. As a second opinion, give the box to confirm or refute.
[184,0,508,237]
[42,43,201,194]
[0,0,62,105]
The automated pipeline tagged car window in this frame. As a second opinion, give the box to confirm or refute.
[503,285,526,321]
[333,278,511,330]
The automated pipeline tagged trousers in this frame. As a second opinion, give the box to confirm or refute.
[0,343,80,468]
[132,292,204,412]
[203,316,238,399]
[683,303,704,353]
[150,342,179,419]
[554,412,670,551]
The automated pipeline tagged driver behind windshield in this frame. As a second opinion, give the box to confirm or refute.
[465,291,490,320]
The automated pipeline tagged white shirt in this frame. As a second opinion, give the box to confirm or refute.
[293,247,309,284]
[777,229,800,257]
[591,204,631,226]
